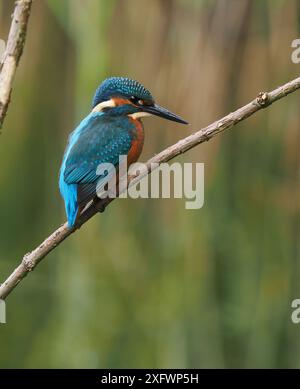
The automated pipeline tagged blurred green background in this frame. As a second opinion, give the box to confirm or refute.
[1,0,300,368]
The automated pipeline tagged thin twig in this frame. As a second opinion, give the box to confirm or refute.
[0,0,32,129]
[0,77,300,299]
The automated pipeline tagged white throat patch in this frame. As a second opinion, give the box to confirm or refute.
[128,112,152,120]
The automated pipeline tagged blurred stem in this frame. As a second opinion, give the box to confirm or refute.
[0,0,32,129]
[1,76,300,299]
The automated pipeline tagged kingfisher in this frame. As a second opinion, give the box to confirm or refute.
[59,77,188,227]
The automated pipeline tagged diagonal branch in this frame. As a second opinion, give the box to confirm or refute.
[1,76,300,299]
[0,0,32,129]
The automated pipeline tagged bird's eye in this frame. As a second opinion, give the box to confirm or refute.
[130,96,143,105]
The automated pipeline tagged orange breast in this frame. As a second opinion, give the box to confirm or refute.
[127,118,145,165]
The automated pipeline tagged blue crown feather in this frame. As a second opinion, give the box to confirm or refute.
[92,77,153,108]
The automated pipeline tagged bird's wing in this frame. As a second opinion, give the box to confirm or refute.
[64,114,133,206]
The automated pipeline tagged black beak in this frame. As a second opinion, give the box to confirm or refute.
[143,103,188,124]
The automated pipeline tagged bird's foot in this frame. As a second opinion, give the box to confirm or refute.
[94,199,106,213]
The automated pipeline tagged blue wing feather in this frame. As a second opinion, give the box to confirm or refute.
[59,112,134,227]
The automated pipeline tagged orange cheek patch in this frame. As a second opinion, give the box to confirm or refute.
[113,97,132,106]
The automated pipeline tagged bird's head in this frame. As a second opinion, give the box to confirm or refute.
[92,77,188,124]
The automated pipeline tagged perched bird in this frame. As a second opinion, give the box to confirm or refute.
[59,77,188,227]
